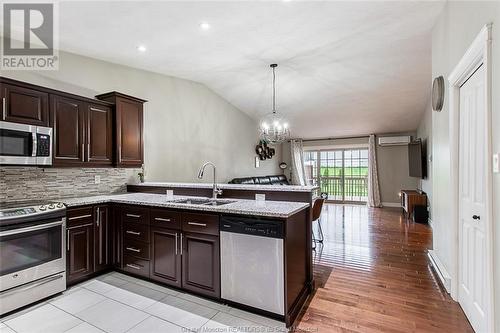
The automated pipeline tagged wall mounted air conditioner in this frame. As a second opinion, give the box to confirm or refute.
[378,136,411,146]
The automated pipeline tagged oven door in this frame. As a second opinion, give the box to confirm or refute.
[0,121,37,165]
[0,218,66,291]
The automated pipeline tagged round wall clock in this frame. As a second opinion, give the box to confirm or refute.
[432,76,444,112]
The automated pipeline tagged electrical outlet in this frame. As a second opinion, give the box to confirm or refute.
[493,153,499,173]
[94,175,101,184]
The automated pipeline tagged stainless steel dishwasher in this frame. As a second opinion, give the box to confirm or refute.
[220,215,284,315]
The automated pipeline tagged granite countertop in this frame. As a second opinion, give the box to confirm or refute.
[129,182,319,193]
[60,193,309,218]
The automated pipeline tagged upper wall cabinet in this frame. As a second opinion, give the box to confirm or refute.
[96,92,147,168]
[1,81,49,126]
[51,94,113,167]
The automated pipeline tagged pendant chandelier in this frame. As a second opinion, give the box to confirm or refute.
[259,64,290,144]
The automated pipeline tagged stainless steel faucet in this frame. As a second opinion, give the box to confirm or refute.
[197,161,222,200]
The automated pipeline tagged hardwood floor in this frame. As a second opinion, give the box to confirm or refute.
[296,204,473,333]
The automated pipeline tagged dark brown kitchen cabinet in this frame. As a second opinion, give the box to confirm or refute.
[94,205,111,273]
[86,104,113,166]
[182,232,220,298]
[50,94,86,166]
[66,207,95,284]
[150,227,182,288]
[1,82,49,126]
[51,95,113,167]
[96,92,147,167]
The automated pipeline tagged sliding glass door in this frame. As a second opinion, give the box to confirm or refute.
[304,148,368,203]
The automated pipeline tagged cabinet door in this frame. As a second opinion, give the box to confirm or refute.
[94,205,110,272]
[1,83,49,126]
[150,227,181,288]
[116,97,143,167]
[50,95,86,166]
[87,104,113,166]
[67,223,94,284]
[182,233,220,298]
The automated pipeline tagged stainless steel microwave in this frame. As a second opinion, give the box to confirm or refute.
[0,121,52,166]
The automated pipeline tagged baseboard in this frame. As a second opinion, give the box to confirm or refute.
[428,250,452,293]
[382,202,401,208]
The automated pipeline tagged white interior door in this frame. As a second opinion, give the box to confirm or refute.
[458,64,491,333]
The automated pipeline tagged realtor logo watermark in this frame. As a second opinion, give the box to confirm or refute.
[1,2,59,70]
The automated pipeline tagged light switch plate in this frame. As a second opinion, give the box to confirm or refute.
[94,175,101,184]
[493,153,499,173]
[255,156,260,168]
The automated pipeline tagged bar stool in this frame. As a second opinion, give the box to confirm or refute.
[312,198,325,249]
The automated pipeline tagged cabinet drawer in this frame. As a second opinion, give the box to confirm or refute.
[122,206,149,225]
[123,222,150,243]
[67,206,94,227]
[150,209,181,230]
[182,213,219,236]
[123,238,150,260]
[123,255,150,278]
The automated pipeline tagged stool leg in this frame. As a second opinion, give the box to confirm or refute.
[317,218,324,243]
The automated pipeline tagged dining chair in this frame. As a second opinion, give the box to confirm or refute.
[312,198,325,249]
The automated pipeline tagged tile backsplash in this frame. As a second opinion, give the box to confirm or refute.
[1,167,141,202]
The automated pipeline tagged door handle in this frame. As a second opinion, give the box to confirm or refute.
[126,230,141,235]
[180,233,183,255]
[472,215,481,220]
[126,214,141,218]
[126,247,141,253]
[187,222,207,227]
[154,217,171,222]
[2,97,6,120]
[126,264,141,270]
[96,207,100,227]
[175,233,178,255]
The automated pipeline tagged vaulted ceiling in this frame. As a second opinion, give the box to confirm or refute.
[57,1,443,138]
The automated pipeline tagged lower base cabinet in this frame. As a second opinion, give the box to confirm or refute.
[150,227,182,288]
[67,222,94,284]
[182,232,220,298]
[66,205,112,284]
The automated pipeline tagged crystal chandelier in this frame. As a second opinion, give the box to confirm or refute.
[259,64,290,144]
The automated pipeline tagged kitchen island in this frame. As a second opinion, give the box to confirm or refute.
[61,191,314,327]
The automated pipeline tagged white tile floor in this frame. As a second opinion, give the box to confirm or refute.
[0,272,287,333]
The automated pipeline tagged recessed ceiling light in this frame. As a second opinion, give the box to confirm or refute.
[137,45,147,52]
[199,22,211,30]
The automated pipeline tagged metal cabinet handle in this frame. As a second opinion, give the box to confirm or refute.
[126,247,141,253]
[67,229,70,251]
[175,233,178,255]
[126,264,141,270]
[187,222,207,227]
[126,214,141,218]
[154,217,171,222]
[32,133,37,157]
[87,143,90,161]
[180,233,183,255]
[2,97,6,120]
[472,215,481,220]
[68,214,92,221]
[81,143,84,161]
[96,207,100,227]
[126,230,141,235]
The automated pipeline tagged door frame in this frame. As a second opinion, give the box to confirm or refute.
[448,23,493,331]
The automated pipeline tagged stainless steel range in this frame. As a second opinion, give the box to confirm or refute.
[0,201,66,315]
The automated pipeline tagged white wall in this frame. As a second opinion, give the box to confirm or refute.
[2,51,281,183]
[429,2,500,331]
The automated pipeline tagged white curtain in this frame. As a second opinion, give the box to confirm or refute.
[290,139,308,186]
[367,134,383,207]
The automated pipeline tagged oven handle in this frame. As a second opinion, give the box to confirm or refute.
[0,219,64,237]
[0,274,64,297]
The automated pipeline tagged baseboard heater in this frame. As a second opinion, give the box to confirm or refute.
[427,250,452,293]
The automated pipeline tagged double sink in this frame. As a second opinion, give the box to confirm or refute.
[173,198,236,206]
